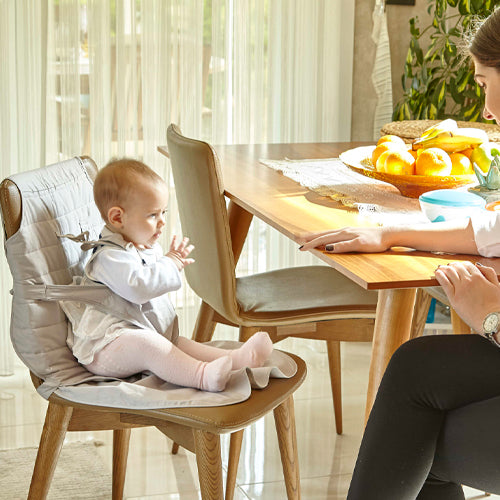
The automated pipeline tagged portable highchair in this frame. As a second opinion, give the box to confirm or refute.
[0,156,306,500]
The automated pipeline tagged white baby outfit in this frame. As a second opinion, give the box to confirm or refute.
[65,226,180,365]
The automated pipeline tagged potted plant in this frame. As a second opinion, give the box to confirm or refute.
[393,0,500,122]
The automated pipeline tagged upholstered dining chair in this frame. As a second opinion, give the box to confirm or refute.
[165,124,380,435]
[0,156,306,500]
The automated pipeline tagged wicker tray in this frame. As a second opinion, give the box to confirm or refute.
[381,120,500,143]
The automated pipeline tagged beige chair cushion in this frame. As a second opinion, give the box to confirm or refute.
[236,266,377,323]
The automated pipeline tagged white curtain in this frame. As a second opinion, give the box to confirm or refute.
[0,0,354,375]
[371,0,393,140]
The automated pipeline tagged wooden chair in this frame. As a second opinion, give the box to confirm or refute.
[165,124,380,435]
[0,156,306,500]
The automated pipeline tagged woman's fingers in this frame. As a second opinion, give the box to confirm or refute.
[476,262,500,285]
[300,233,341,251]
[434,267,455,297]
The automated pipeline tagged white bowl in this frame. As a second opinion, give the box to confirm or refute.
[419,189,486,222]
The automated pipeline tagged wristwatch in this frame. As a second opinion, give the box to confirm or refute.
[482,312,500,346]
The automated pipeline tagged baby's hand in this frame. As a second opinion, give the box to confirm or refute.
[166,235,195,270]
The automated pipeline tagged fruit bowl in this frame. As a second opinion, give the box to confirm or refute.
[339,146,476,198]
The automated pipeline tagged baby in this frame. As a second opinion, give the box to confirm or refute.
[70,158,273,392]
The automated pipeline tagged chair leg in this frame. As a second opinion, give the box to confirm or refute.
[193,300,218,342]
[326,340,343,435]
[112,428,131,500]
[194,429,224,500]
[273,395,301,500]
[225,430,244,500]
[410,289,433,339]
[239,325,261,342]
[28,402,73,500]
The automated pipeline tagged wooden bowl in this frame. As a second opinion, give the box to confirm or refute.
[339,146,477,198]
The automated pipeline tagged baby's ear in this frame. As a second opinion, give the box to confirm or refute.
[107,206,124,227]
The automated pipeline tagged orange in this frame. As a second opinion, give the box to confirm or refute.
[449,152,473,175]
[372,141,405,166]
[408,149,418,160]
[376,149,415,175]
[459,147,474,160]
[415,148,452,176]
[377,135,406,148]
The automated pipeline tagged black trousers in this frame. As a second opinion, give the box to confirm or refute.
[347,334,500,500]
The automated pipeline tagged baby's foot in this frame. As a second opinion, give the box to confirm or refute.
[200,356,232,392]
[230,331,273,369]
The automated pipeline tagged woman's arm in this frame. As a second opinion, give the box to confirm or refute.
[299,218,479,255]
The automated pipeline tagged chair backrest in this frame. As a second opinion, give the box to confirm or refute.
[0,156,103,391]
[166,124,240,323]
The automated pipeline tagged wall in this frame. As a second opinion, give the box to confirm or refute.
[351,0,431,140]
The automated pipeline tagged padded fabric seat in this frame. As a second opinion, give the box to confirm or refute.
[237,266,377,319]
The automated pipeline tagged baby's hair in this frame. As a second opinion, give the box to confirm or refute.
[94,158,166,221]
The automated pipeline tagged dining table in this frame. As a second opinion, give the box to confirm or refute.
[158,140,500,422]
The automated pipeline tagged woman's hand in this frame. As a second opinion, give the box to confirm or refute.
[166,235,195,270]
[435,262,500,333]
[299,227,392,254]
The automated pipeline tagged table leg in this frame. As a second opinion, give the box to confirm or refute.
[365,288,417,424]
[227,200,253,264]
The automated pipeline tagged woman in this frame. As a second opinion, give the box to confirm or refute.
[301,9,500,499]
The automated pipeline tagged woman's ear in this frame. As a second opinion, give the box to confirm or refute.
[107,206,124,228]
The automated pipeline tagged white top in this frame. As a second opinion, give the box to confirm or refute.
[472,211,500,257]
[70,227,181,364]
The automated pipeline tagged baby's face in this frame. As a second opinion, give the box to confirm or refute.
[119,181,169,248]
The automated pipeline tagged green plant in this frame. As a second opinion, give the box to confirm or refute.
[393,0,500,122]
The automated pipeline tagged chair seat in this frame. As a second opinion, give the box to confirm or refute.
[49,351,306,436]
[236,266,378,323]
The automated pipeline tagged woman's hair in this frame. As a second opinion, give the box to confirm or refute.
[93,158,166,221]
[468,8,500,69]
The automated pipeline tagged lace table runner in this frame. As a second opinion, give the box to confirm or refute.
[260,157,429,226]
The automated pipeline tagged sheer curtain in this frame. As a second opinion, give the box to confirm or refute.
[0,0,354,375]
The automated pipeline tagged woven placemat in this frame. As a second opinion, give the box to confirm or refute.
[381,120,500,143]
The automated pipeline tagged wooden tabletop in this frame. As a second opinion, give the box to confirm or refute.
[158,140,498,420]
[199,141,500,290]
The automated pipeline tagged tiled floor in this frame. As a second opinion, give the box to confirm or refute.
[0,331,495,499]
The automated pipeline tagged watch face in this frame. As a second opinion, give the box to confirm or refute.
[484,313,500,333]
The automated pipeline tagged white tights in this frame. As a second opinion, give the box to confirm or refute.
[84,329,273,392]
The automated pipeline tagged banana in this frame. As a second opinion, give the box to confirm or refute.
[419,118,458,141]
[413,122,488,153]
